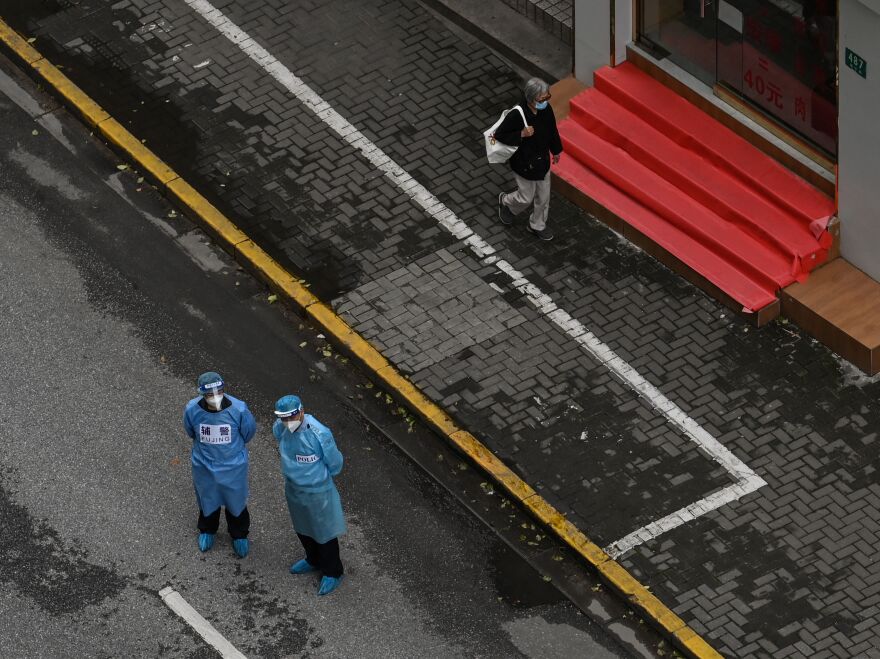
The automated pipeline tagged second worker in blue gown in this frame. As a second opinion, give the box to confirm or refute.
[273,394,346,596]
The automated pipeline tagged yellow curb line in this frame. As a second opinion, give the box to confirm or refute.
[0,22,722,659]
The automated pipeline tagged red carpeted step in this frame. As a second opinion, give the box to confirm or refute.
[593,63,835,228]
[552,62,836,313]
[568,89,825,271]
[553,154,778,312]
[558,120,796,290]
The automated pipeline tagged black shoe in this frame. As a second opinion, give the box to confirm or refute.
[528,226,554,241]
[498,193,515,226]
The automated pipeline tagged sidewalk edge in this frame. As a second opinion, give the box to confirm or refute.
[0,22,721,659]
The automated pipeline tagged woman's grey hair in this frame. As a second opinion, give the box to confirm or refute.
[523,77,550,104]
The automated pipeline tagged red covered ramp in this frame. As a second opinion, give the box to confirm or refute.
[554,62,835,316]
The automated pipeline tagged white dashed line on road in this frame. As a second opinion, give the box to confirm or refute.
[180,0,767,556]
[159,587,248,659]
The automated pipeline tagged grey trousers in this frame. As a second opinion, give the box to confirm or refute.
[501,170,551,231]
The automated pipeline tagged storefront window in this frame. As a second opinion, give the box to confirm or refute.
[639,0,838,157]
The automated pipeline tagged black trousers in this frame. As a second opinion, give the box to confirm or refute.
[198,506,250,539]
[297,533,343,578]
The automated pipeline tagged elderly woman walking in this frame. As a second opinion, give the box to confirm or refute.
[494,77,563,241]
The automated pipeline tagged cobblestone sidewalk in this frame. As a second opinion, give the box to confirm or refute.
[6,1,880,656]
[498,0,573,44]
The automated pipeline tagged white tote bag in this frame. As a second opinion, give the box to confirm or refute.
[484,105,527,164]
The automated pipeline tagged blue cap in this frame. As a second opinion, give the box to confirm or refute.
[198,371,224,394]
[274,394,302,417]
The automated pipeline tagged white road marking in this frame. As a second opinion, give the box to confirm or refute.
[179,0,765,554]
[159,587,248,659]
[604,476,765,558]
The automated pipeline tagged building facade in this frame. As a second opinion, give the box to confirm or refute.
[573,0,880,282]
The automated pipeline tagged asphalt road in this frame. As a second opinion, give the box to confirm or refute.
[0,56,653,658]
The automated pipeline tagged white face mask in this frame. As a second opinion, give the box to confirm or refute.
[205,394,224,409]
[284,418,302,432]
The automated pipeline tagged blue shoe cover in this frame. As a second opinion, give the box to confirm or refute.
[233,538,249,558]
[290,559,317,574]
[198,533,214,552]
[318,575,342,596]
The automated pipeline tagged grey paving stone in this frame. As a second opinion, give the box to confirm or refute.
[335,249,527,374]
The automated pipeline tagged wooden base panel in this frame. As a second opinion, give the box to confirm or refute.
[781,259,880,375]
[550,76,587,122]
[552,175,780,327]
[826,217,841,262]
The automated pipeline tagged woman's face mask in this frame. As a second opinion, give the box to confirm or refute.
[535,100,549,110]
[284,418,302,432]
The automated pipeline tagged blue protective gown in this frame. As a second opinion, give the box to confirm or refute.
[273,414,346,544]
[183,395,257,517]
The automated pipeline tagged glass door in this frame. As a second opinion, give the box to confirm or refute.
[638,0,838,157]
[638,0,718,86]
[715,1,743,100]
[715,0,837,156]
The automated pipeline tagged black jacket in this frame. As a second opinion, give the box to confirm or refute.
[494,99,563,181]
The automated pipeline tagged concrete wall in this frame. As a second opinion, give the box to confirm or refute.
[573,0,632,83]
[839,0,880,281]
[574,0,609,82]
[613,0,632,65]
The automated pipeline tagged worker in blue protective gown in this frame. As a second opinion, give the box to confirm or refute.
[183,371,257,558]
[272,395,346,596]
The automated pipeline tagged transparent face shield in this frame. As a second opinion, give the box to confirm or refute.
[202,387,225,410]
[275,408,303,431]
